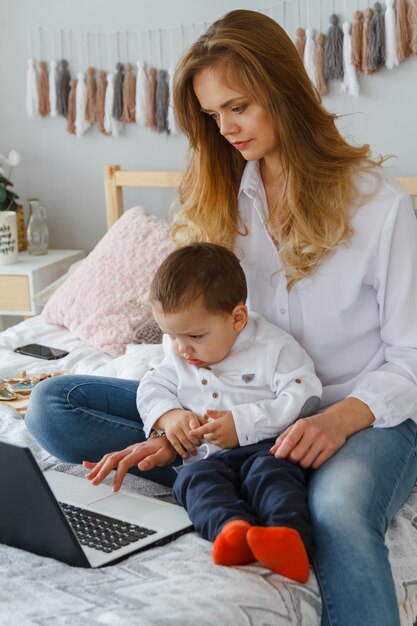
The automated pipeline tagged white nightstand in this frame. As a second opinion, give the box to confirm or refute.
[0,249,84,317]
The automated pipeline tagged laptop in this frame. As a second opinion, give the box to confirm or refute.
[0,439,192,568]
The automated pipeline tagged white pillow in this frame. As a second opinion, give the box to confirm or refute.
[42,207,173,356]
[94,343,164,379]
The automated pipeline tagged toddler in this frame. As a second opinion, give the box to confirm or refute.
[138,243,322,582]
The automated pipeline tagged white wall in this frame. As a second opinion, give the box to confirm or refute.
[1,0,416,253]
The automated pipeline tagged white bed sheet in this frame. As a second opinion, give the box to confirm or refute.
[0,315,112,378]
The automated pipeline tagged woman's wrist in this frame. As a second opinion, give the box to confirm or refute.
[323,396,375,438]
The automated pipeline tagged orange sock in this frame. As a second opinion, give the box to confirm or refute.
[212,520,255,566]
[247,526,310,583]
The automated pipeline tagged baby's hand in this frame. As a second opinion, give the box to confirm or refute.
[155,409,207,458]
[189,409,238,449]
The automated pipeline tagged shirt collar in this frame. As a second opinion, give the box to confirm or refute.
[238,161,261,200]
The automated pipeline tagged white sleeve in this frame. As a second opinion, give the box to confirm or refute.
[349,194,417,427]
[137,343,183,437]
[231,338,322,445]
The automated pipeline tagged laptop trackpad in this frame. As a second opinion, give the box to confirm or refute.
[91,493,166,523]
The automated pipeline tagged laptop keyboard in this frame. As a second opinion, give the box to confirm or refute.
[60,502,157,553]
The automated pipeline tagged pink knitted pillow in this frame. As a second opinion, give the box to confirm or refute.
[42,207,173,356]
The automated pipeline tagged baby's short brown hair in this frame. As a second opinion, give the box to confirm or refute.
[150,243,247,314]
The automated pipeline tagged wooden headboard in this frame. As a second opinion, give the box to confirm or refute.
[103,165,182,228]
[103,166,417,228]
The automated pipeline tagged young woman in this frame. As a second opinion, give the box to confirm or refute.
[26,10,417,626]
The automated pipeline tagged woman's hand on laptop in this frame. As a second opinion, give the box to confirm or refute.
[83,438,177,492]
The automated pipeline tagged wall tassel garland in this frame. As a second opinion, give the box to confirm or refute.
[26,59,39,119]
[315,33,327,96]
[368,2,385,71]
[85,67,97,123]
[38,60,50,116]
[324,14,344,80]
[396,0,410,62]
[112,63,124,121]
[66,78,77,134]
[385,0,399,69]
[135,61,148,127]
[57,59,70,117]
[49,59,58,117]
[294,27,306,59]
[304,28,317,87]
[156,68,169,133]
[351,11,363,71]
[167,67,179,135]
[75,72,90,138]
[341,21,359,96]
[147,67,157,130]
[122,63,136,123]
[25,9,417,140]
[362,8,374,74]
[96,70,107,134]
[409,0,417,55]
[104,73,121,137]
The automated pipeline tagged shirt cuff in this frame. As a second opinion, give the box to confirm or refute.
[348,391,393,428]
[231,404,267,445]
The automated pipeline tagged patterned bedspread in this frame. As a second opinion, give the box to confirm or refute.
[1,406,416,626]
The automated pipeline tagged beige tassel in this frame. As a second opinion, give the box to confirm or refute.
[147,67,157,130]
[315,33,327,96]
[409,0,417,55]
[96,71,107,134]
[66,79,77,134]
[351,11,363,71]
[122,63,136,123]
[38,61,50,117]
[396,0,411,62]
[362,8,376,74]
[85,67,97,123]
[294,27,306,59]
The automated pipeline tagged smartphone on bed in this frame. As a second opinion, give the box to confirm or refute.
[14,344,69,360]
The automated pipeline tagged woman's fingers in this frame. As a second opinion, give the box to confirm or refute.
[271,414,346,469]
[84,452,120,481]
[89,453,127,485]
[83,438,178,490]
[271,422,305,459]
[137,441,177,471]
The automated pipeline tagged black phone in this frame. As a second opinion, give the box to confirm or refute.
[14,344,69,360]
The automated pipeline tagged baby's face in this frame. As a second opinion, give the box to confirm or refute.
[152,299,245,368]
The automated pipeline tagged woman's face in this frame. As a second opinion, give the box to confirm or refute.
[192,66,279,163]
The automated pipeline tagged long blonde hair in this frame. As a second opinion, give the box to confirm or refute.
[172,9,383,288]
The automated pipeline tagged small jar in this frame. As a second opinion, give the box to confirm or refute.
[27,199,49,255]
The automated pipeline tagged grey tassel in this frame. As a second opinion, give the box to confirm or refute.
[57,59,71,117]
[156,69,169,134]
[324,14,344,80]
[368,2,386,70]
[112,63,124,120]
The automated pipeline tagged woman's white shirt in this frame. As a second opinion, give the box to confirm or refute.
[235,160,417,427]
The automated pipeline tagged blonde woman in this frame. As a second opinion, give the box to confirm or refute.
[26,10,417,625]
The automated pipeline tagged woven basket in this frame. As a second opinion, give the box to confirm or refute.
[15,205,27,252]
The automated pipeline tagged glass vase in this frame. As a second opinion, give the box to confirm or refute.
[27,200,49,255]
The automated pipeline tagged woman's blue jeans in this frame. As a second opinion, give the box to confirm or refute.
[25,374,417,626]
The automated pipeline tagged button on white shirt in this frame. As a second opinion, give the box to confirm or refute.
[235,161,417,428]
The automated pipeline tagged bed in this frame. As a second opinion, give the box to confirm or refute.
[0,166,416,626]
